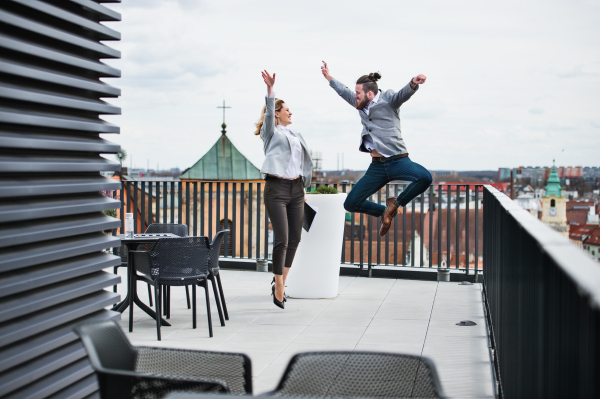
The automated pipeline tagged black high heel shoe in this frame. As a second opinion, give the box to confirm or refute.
[271,277,287,302]
[271,284,285,309]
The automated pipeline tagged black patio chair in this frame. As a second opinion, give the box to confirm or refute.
[145,223,191,313]
[207,230,230,326]
[73,320,253,399]
[131,237,215,339]
[271,351,445,398]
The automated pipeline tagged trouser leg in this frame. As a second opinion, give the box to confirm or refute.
[264,179,290,276]
[283,180,305,269]
[387,157,433,207]
[344,162,389,217]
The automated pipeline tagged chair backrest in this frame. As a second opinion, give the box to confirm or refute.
[273,351,444,398]
[149,237,210,281]
[208,230,230,271]
[73,320,137,372]
[145,223,189,237]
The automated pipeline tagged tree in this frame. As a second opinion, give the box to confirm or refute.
[115,148,127,167]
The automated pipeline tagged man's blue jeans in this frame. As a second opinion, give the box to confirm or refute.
[344,157,432,217]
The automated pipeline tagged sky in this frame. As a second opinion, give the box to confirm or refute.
[102,0,600,172]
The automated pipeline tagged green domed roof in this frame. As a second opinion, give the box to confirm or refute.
[544,160,562,197]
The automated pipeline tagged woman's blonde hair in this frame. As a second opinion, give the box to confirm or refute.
[254,98,285,138]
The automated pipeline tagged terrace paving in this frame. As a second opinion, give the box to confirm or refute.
[117,269,495,398]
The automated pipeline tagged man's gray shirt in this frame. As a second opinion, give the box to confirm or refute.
[329,78,418,156]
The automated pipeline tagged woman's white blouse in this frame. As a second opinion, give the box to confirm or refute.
[267,92,303,179]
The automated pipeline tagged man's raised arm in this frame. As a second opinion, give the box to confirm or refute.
[388,74,427,109]
[321,60,357,107]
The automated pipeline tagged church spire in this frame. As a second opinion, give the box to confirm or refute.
[544,160,562,197]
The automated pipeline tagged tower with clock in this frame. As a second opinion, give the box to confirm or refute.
[541,160,568,237]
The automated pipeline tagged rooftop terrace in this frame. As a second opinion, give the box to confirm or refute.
[118,269,495,398]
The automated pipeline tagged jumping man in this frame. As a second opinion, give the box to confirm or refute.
[321,61,432,236]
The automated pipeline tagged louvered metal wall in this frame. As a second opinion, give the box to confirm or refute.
[0,1,122,398]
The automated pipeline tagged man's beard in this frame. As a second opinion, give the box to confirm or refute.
[355,97,370,110]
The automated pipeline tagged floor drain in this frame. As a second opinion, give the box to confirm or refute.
[456,320,477,326]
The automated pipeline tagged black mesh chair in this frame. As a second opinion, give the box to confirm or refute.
[145,223,191,312]
[73,320,253,398]
[207,230,230,326]
[272,352,445,398]
[131,237,215,340]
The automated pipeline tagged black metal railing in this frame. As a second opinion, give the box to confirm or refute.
[111,180,484,274]
[483,185,600,398]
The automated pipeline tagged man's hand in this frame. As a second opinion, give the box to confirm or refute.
[262,70,276,97]
[412,74,426,85]
[321,61,333,82]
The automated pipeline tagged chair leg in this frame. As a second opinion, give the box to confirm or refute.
[192,284,197,329]
[185,286,191,309]
[166,286,171,319]
[210,275,225,327]
[113,266,118,293]
[155,284,162,341]
[147,283,153,307]
[216,273,229,321]
[200,280,213,337]
[162,285,167,316]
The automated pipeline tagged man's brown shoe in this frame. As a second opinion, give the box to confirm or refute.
[379,197,399,236]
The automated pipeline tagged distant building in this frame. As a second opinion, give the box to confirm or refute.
[541,161,568,237]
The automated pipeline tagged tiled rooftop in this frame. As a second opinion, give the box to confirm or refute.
[117,269,495,398]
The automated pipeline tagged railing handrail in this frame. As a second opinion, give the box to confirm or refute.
[484,185,600,308]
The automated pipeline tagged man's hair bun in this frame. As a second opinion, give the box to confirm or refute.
[368,72,381,82]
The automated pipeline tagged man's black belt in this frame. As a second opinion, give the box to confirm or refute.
[371,153,409,163]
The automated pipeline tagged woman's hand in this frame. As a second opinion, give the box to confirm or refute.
[262,70,276,97]
[321,61,333,82]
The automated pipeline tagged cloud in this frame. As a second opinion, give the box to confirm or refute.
[529,108,545,115]
[557,65,598,79]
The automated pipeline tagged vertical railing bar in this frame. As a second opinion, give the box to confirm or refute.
[420,191,424,267]
[132,181,138,234]
[411,197,415,267]
[256,183,262,259]
[200,182,205,236]
[185,182,190,233]
[466,185,470,275]
[232,183,237,257]
[193,182,198,236]
[447,184,451,268]
[385,185,389,265]
[240,183,245,258]
[177,181,182,225]
[217,182,222,236]
[170,181,175,224]
[359,208,364,268]
[155,182,160,224]
[148,181,153,227]
[224,182,229,256]
[456,185,460,269]
[350,184,355,265]
[475,185,479,276]
[208,183,213,239]
[394,184,398,266]
[341,184,347,264]
[438,185,442,267]
[162,182,167,224]
[429,185,433,267]
[140,181,146,232]
[402,184,406,265]
[248,184,253,259]
[367,193,373,271]
[120,181,124,233]
[377,189,381,266]
[263,185,268,260]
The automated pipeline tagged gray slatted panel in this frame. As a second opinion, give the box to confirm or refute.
[0,1,122,398]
